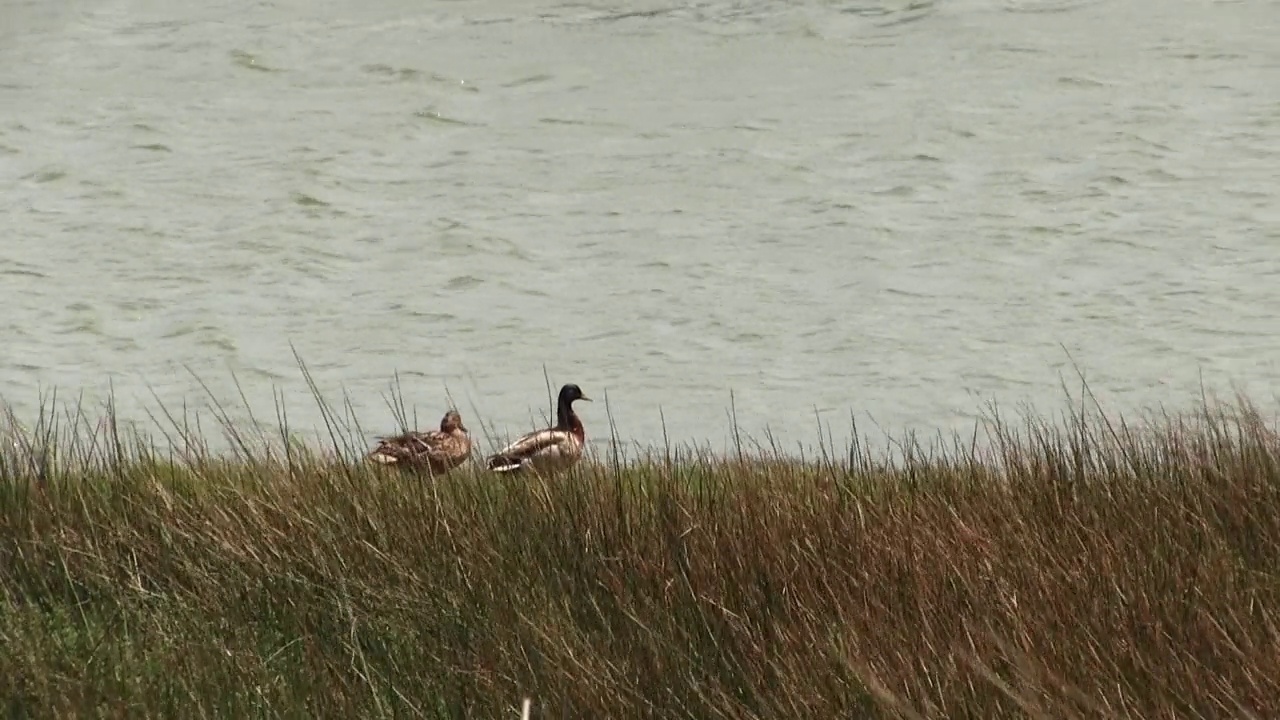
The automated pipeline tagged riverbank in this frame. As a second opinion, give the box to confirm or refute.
[2,398,1278,718]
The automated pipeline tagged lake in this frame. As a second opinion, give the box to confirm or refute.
[2,0,1278,456]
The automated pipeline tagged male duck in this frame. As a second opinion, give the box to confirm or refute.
[368,409,472,475]
[487,383,591,476]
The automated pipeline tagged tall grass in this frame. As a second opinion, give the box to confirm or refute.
[1,381,1279,718]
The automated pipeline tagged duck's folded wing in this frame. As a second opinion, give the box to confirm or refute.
[370,430,443,459]
[491,428,568,460]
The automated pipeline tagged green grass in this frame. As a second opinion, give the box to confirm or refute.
[2,386,1280,718]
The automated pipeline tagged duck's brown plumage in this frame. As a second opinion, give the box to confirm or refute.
[487,384,590,476]
[368,409,471,475]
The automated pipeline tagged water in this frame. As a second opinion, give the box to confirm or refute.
[3,0,1279,456]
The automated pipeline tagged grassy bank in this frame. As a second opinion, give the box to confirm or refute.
[2,394,1280,719]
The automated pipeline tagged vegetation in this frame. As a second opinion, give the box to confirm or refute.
[2,385,1279,719]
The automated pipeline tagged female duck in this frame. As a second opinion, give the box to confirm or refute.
[368,409,472,475]
[487,384,591,476]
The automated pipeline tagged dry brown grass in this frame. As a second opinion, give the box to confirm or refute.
[1,389,1278,718]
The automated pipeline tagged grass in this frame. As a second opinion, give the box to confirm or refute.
[2,379,1280,719]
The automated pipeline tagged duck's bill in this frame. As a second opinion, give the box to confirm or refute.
[581,395,593,402]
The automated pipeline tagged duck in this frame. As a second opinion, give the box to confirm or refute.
[367,409,472,475]
[487,383,591,476]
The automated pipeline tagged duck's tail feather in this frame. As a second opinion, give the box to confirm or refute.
[487,454,525,473]
[368,449,403,465]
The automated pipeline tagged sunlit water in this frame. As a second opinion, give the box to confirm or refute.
[3,0,1279,457]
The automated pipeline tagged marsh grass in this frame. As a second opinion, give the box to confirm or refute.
[2,376,1279,719]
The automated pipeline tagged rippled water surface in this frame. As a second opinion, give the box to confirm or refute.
[3,0,1279,453]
